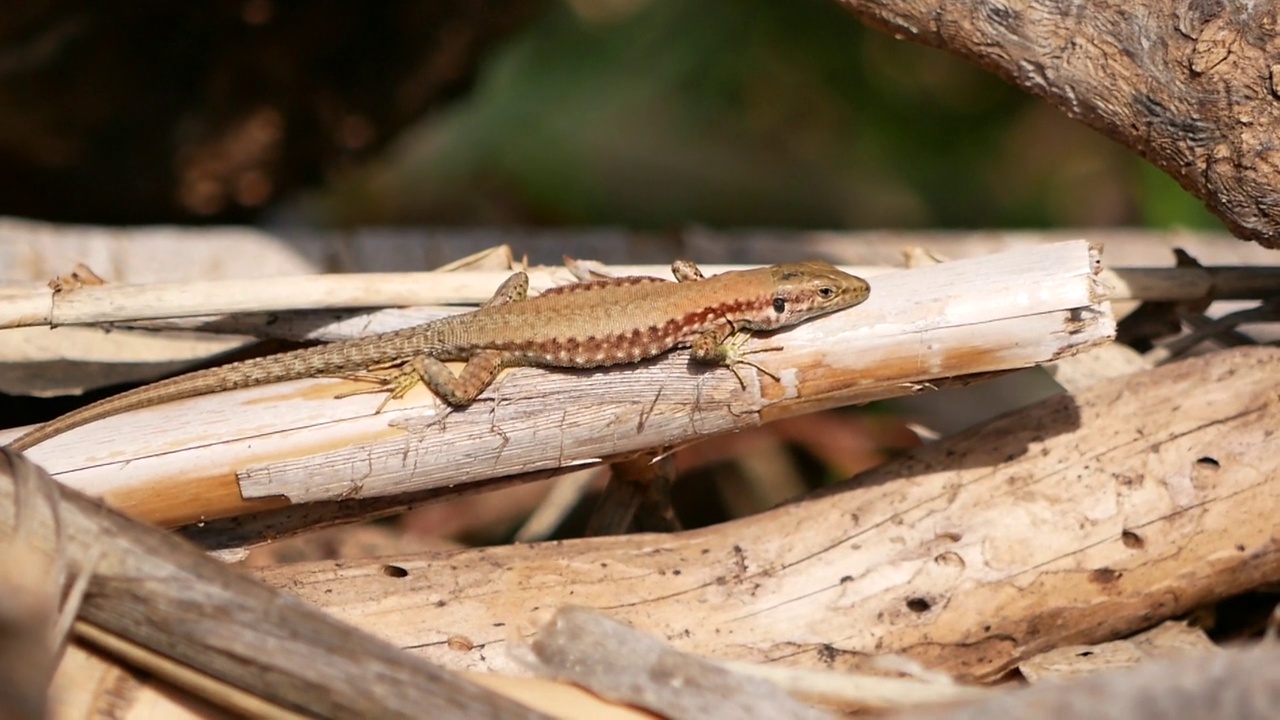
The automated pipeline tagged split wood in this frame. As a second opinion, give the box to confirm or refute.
[255,347,1280,681]
[1,241,1111,543]
[0,449,546,719]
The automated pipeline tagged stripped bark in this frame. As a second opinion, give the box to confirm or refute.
[257,348,1280,680]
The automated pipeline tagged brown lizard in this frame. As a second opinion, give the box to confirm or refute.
[6,260,870,452]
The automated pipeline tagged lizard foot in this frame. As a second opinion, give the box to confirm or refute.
[718,330,783,388]
[333,364,422,413]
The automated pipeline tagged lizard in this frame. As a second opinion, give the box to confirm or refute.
[6,260,870,452]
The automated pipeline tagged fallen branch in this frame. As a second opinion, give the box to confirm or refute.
[0,449,546,718]
[255,347,1280,680]
[2,241,1111,538]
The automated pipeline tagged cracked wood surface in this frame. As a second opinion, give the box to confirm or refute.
[256,347,1280,679]
[0,450,546,719]
[2,241,1110,535]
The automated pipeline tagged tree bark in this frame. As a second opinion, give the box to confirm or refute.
[835,0,1280,247]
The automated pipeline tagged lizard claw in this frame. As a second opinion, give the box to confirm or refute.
[720,330,782,386]
[334,364,423,413]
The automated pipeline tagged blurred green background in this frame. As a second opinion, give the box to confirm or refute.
[319,0,1221,232]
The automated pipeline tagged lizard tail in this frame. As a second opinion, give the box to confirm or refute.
[6,353,302,453]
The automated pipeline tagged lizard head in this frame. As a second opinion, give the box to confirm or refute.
[741,261,870,331]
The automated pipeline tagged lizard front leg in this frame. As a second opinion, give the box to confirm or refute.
[689,327,783,388]
[676,260,782,385]
[336,271,530,410]
[671,259,705,282]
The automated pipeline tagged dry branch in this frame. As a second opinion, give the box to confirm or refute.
[0,450,545,719]
[1,261,1268,335]
[519,606,831,720]
[900,643,1280,720]
[833,0,1280,246]
[5,263,895,329]
[3,220,1269,401]
[255,347,1280,680]
[1,222,1268,288]
[517,606,991,715]
[0,241,1110,538]
[1017,620,1218,682]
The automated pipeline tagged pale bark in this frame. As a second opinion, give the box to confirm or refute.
[1,242,1110,540]
[256,347,1280,681]
[0,449,545,719]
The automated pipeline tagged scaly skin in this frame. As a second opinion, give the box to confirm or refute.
[7,260,870,452]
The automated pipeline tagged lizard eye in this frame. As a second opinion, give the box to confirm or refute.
[817,286,835,299]
[772,297,786,313]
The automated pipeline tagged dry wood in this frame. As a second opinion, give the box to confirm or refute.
[899,643,1280,720]
[52,626,648,720]
[1017,620,1217,682]
[2,220,1270,400]
[53,641,247,719]
[584,453,676,536]
[0,543,58,719]
[2,219,1274,288]
[182,475,534,552]
[715,658,989,713]
[461,672,659,720]
[517,606,832,719]
[0,241,1111,535]
[2,257,1272,334]
[515,606,991,716]
[831,0,1280,247]
[6,259,1269,331]
[677,227,1277,267]
[513,468,603,542]
[5,263,899,329]
[0,449,546,719]
[53,643,224,719]
[254,347,1280,681]
[2,273,495,328]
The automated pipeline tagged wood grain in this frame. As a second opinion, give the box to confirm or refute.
[256,347,1280,680]
[0,449,546,719]
[3,241,1111,536]
[833,0,1280,247]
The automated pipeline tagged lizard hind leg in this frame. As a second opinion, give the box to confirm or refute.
[333,361,425,413]
[412,351,507,406]
[331,271,528,411]
[485,271,530,306]
[333,348,508,410]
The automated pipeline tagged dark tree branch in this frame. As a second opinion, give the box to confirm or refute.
[836,0,1280,247]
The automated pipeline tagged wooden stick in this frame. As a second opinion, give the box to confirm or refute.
[2,242,1111,535]
[2,263,892,329]
[0,449,547,719]
[899,643,1280,720]
[2,259,1273,332]
[253,347,1280,681]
